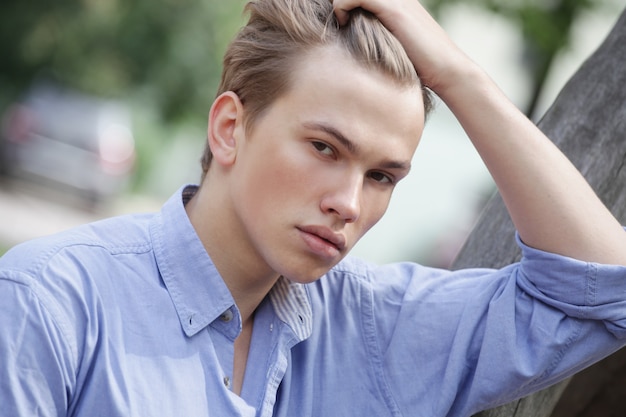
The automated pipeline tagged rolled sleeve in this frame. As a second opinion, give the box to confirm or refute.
[516,233,626,337]
[360,231,626,415]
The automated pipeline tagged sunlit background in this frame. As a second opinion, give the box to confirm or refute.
[0,0,623,266]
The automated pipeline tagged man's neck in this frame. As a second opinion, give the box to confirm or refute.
[184,183,280,324]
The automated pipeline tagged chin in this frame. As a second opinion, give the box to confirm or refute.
[279,260,341,285]
[282,273,326,285]
[270,247,350,284]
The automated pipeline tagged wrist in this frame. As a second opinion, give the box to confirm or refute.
[430,58,488,102]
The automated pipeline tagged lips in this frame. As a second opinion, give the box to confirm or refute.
[297,225,347,256]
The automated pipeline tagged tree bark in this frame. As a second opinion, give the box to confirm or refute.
[451,6,626,417]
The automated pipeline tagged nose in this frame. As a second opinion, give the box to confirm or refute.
[320,174,362,223]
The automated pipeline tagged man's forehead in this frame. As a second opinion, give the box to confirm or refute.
[267,44,425,158]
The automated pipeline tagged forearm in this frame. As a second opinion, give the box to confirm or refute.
[438,63,626,265]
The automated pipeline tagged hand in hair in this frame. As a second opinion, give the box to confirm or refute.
[332,0,470,96]
[333,0,626,265]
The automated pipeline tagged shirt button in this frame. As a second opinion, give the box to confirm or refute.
[223,376,231,388]
[220,309,233,323]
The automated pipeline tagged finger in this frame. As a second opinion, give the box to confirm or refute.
[334,7,350,26]
[331,0,362,26]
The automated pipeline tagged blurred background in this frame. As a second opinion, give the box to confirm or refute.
[0,0,623,266]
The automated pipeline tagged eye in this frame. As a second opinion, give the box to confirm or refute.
[312,141,335,157]
[368,171,394,184]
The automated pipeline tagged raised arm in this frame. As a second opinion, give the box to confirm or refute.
[334,0,626,266]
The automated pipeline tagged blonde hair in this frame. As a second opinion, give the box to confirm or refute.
[201,0,432,174]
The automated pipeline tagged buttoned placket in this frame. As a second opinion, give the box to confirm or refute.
[209,306,241,392]
[221,308,235,389]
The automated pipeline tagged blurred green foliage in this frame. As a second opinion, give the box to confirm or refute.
[0,0,246,122]
[0,0,246,193]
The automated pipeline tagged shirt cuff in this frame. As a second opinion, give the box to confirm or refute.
[515,231,626,337]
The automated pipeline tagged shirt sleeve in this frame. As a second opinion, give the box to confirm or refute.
[516,233,626,337]
[365,233,626,416]
[0,272,74,417]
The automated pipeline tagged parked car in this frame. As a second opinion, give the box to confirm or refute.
[0,84,136,205]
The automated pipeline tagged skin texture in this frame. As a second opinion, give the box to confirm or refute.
[186,45,423,393]
[189,45,423,291]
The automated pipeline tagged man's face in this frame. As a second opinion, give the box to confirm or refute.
[227,45,425,283]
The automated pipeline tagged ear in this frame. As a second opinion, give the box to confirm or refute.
[207,91,244,167]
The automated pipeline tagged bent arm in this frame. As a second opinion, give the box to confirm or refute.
[437,65,626,265]
[334,0,626,265]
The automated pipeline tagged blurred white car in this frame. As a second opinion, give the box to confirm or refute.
[0,84,136,205]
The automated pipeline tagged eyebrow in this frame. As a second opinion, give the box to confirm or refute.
[303,121,358,154]
[302,121,412,171]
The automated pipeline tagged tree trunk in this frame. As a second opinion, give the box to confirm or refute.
[451,6,626,417]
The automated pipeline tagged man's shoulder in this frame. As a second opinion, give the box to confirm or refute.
[323,255,432,282]
[0,212,155,280]
[325,255,375,280]
[313,255,410,292]
[0,211,162,371]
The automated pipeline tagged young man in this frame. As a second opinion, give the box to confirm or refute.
[1,0,625,416]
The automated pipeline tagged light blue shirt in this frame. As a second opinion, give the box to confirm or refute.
[1,185,626,417]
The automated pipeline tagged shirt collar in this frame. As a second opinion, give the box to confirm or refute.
[151,185,313,342]
[151,185,236,337]
[269,276,313,342]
